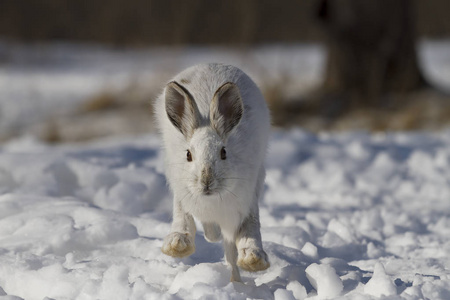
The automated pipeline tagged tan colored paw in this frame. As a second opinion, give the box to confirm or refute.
[237,248,270,272]
[161,232,195,258]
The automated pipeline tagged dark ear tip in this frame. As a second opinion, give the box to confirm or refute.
[167,81,179,88]
[214,82,242,105]
[217,82,238,92]
[166,81,182,94]
[222,82,235,87]
[166,81,194,100]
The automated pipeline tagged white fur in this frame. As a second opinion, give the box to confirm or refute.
[155,63,270,282]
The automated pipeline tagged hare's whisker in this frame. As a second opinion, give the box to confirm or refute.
[223,188,238,199]
[179,191,192,202]
[223,177,249,181]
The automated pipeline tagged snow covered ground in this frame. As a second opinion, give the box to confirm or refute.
[0,130,449,299]
[1,39,450,139]
[0,40,450,299]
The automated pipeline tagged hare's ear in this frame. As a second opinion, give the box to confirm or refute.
[210,82,244,139]
[165,81,200,138]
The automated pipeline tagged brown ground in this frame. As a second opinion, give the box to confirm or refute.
[33,82,450,144]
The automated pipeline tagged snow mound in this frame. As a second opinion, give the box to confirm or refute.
[364,262,397,297]
[305,263,343,298]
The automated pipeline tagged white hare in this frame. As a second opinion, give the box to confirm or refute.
[155,63,270,282]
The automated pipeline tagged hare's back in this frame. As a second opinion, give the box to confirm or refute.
[172,63,269,122]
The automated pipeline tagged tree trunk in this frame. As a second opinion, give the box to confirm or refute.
[316,0,427,108]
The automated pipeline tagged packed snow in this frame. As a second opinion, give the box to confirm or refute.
[1,40,450,299]
[0,129,449,299]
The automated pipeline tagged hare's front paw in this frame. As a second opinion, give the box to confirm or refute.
[161,232,195,257]
[237,247,270,272]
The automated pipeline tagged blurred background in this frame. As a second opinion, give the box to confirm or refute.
[1,0,450,143]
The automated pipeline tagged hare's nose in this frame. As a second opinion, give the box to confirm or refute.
[201,167,214,191]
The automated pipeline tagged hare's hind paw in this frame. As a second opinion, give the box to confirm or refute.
[162,232,195,257]
[237,247,270,272]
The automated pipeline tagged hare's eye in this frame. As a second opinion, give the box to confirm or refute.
[186,150,192,162]
[220,147,227,160]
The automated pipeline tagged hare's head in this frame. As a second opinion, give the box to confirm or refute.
[165,81,243,197]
